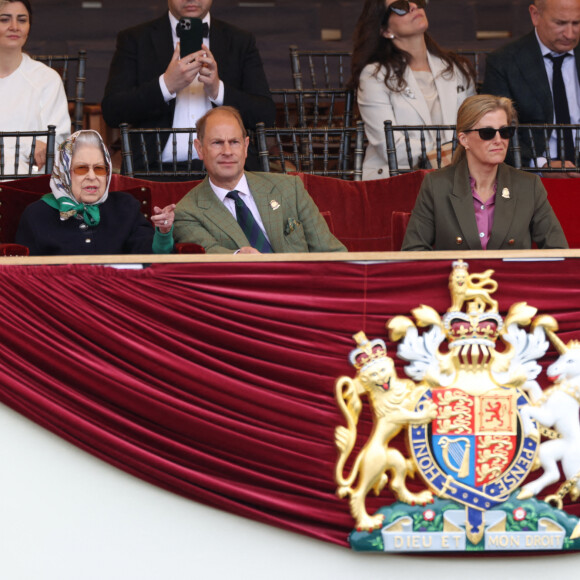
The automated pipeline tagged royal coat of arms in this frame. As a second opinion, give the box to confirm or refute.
[334,260,580,552]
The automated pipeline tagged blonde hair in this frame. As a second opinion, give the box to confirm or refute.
[452,94,517,164]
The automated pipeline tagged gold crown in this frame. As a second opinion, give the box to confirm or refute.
[349,331,388,370]
[442,312,503,346]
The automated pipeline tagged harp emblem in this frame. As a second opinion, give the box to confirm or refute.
[439,436,471,479]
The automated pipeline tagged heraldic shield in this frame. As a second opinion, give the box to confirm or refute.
[334,260,580,553]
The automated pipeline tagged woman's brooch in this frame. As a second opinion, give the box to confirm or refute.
[59,209,77,221]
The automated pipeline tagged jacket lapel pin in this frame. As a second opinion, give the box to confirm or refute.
[501,187,510,199]
[270,200,280,210]
[404,87,415,99]
[59,209,77,221]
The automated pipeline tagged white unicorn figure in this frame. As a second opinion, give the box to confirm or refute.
[518,323,580,507]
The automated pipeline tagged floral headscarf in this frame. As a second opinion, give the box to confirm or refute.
[42,130,113,226]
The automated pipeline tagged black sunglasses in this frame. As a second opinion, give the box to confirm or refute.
[463,126,516,140]
[384,0,426,21]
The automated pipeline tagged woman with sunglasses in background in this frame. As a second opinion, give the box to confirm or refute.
[351,0,475,180]
[15,130,176,255]
[401,94,568,250]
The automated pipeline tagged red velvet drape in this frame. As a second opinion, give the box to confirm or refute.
[0,258,579,547]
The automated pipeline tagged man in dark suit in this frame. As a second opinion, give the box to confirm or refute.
[174,106,346,254]
[101,0,276,171]
[482,0,580,172]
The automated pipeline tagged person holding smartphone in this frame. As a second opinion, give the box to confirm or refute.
[401,94,568,251]
[101,0,275,176]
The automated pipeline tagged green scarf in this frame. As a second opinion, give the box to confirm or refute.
[42,193,101,226]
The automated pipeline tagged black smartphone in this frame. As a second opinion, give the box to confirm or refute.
[177,17,203,59]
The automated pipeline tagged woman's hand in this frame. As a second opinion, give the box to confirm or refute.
[151,204,176,234]
[33,140,47,170]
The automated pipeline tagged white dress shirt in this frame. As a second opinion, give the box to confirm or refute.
[160,12,225,162]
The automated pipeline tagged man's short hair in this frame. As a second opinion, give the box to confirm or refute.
[196,106,247,141]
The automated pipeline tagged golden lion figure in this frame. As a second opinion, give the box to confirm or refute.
[448,259,498,314]
[334,332,438,531]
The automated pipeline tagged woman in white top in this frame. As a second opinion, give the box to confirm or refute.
[0,0,70,176]
[351,0,475,180]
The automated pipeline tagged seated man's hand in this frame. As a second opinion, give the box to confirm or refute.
[151,204,176,234]
[541,159,580,178]
[237,246,260,254]
[164,44,204,94]
[33,140,47,170]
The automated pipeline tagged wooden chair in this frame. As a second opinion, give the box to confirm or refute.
[119,124,206,181]
[255,120,365,180]
[271,88,355,128]
[32,50,87,132]
[456,49,490,93]
[511,123,580,174]
[0,126,56,180]
[385,120,580,176]
[289,45,351,90]
[384,121,458,176]
[288,44,484,92]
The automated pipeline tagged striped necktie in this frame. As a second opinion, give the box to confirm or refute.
[545,53,575,161]
[226,190,273,253]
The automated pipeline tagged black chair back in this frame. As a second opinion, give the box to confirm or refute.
[289,46,351,90]
[456,49,490,93]
[32,50,87,132]
[0,126,56,180]
[511,123,580,174]
[384,121,580,176]
[384,121,458,176]
[119,124,206,181]
[256,121,365,181]
[271,88,355,128]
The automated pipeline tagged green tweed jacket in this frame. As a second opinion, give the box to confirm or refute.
[401,158,568,251]
[173,172,347,254]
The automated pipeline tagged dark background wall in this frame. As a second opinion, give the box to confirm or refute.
[24,0,534,104]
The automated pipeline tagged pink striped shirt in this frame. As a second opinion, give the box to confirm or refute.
[470,176,496,250]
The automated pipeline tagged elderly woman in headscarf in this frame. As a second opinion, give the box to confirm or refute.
[15,130,175,255]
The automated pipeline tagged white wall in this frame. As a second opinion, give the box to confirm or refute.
[0,403,578,580]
